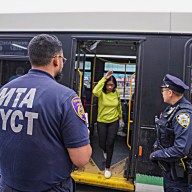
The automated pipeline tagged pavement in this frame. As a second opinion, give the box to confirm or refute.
[77,183,164,192]
[135,183,163,192]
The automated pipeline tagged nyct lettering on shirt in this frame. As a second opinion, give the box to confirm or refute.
[0,87,38,135]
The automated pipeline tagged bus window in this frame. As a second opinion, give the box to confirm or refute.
[104,62,136,99]
[0,60,30,87]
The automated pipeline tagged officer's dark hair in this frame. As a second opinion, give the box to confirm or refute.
[102,75,117,94]
[172,90,184,97]
[28,34,62,66]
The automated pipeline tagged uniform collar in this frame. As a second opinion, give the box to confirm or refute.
[165,97,184,113]
[172,97,185,107]
[28,69,55,80]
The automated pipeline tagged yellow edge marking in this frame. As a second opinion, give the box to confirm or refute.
[71,171,134,191]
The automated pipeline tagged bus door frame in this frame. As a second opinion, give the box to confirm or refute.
[70,39,87,97]
[71,35,146,180]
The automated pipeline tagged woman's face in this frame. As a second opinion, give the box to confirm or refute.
[106,80,115,93]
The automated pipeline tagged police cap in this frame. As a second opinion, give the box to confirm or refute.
[161,74,189,93]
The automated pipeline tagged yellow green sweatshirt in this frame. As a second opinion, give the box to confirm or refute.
[92,77,122,123]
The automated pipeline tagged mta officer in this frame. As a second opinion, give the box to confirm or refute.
[150,74,192,192]
[0,34,92,192]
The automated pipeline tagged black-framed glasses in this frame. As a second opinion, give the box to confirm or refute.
[53,55,67,64]
[58,56,67,64]
[161,88,170,93]
[161,89,167,93]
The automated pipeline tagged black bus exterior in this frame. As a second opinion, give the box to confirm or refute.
[0,11,192,191]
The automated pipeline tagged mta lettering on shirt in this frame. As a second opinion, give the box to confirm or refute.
[0,88,38,135]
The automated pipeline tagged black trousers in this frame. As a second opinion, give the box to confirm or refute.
[97,120,119,168]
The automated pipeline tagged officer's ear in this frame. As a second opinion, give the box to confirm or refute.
[168,89,174,96]
[52,56,59,67]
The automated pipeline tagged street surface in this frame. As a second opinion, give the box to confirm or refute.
[76,183,163,192]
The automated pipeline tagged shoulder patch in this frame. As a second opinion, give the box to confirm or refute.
[176,112,190,128]
[71,96,86,121]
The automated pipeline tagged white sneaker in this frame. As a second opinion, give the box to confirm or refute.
[103,151,107,159]
[117,131,127,137]
[104,169,111,179]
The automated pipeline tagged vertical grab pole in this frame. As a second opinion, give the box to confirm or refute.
[127,72,135,149]
[89,55,97,130]
[123,64,126,98]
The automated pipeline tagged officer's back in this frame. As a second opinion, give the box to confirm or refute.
[0,34,92,192]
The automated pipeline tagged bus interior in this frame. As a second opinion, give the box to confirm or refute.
[71,38,139,191]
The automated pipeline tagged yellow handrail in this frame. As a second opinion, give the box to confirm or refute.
[77,68,82,98]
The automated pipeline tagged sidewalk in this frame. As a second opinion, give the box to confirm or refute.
[135,183,163,192]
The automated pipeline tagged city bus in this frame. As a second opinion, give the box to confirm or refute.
[0,10,192,191]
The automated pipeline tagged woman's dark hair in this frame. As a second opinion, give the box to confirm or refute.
[102,75,117,94]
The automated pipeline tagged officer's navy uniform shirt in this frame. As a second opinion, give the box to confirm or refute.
[153,97,192,160]
[0,69,90,191]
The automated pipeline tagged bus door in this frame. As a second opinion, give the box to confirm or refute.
[71,36,145,191]
[72,40,95,131]
[72,41,85,100]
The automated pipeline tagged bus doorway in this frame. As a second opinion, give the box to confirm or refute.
[71,37,144,191]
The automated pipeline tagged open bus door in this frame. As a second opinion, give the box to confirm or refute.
[71,36,145,191]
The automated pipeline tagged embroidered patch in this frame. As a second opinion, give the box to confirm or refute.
[71,96,86,121]
[176,112,190,128]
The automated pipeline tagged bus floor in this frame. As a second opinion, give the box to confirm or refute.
[90,130,130,171]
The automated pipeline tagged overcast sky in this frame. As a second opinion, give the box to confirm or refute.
[0,0,192,13]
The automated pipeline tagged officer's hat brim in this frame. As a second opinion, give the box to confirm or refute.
[161,74,189,93]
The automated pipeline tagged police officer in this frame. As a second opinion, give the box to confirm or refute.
[0,34,92,192]
[150,74,192,192]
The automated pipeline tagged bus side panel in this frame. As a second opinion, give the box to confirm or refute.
[140,36,171,126]
[136,35,191,178]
